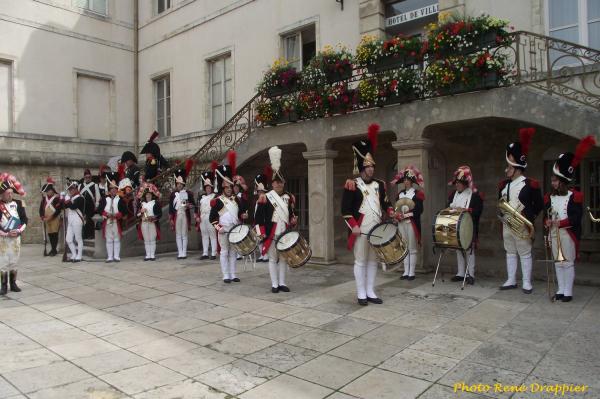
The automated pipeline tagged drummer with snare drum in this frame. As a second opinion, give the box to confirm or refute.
[391,165,425,281]
[341,124,393,306]
[447,166,484,285]
[209,152,248,284]
[255,146,298,294]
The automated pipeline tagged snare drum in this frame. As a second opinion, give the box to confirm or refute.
[276,231,312,268]
[432,208,473,250]
[228,224,259,256]
[368,222,408,270]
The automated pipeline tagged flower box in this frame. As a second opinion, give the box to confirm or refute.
[434,30,501,57]
[378,92,418,106]
[268,110,299,126]
[266,83,298,98]
[368,54,419,73]
[438,72,500,96]
[324,65,353,84]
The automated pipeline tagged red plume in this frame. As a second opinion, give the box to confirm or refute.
[117,163,125,180]
[46,177,55,184]
[572,135,596,168]
[184,159,194,176]
[227,150,237,176]
[211,160,218,173]
[99,164,107,174]
[368,123,380,154]
[149,131,159,143]
[175,159,181,165]
[264,165,273,182]
[519,127,535,156]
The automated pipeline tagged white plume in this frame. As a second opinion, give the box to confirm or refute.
[268,146,282,173]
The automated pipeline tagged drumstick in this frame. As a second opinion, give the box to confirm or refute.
[343,220,383,239]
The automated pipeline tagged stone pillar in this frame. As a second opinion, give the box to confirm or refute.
[359,0,385,38]
[392,139,434,273]
[302,149,338,265]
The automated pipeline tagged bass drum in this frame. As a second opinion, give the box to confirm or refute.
[228,224,259,256]
[432,208,473,250]
[368,222,408,271]
[276,231,312,268]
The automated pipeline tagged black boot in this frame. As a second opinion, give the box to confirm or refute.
[49,233,58,256]
[0,272,7,295]
[9,270,21,292]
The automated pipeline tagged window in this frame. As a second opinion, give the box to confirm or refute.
[548,0,600,48]
[73,0,107,16]
[282,25,316,71]
[209,55,232,128]
[154,75,171,137]
[286,177,309,232]
[77,74,111,139]
[157,0,172,15]
[0,60,12,132]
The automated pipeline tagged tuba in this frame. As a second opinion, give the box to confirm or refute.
[497,197,535,239]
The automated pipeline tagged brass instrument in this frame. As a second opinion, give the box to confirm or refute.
[497,197,535,239]
[550,210,566,262]
[587,207,600,223]
[542,207,557,302]
[395,198,415,214]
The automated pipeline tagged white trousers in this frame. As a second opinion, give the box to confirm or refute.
[200,217,217,256]
[0,236,20,272]
[455,250,475,277]
[397,221,418,277]
[175,212,188,258]
[105,222,121,261]
[551,228,576,297]
[141,221,157,259]
[502,228,533,290]
[267,243,287,288]
[66,221,83,261]
[218,231,237,279]
[353,233,378,299]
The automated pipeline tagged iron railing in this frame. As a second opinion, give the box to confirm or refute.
[149,31,600,200]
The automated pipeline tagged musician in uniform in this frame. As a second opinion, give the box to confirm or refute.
[198,168,217,260]
[99,172,128,263]
[253,172,270,263]
[544,136,595,302]
[140,131,170,182]
[255,147,297,293]
[137,182,162,261]
[79,169,100,240]
[498,128,544,294]
[233,175,248,260]
[342,124,392,305]
[210,152,248,283]
[121,151,140,189]
[98,165,110,199]
[39,177,62,256]
[447,166,484,285]
[0,173,27,295]
[391,165,425,281]
[63,180,85,262]
[169,160,195,260]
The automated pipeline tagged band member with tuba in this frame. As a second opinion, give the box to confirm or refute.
[79,169,100,240]
[342,124,392,305]
[447,166,483,285]
[391,165,425,281]
[99,172,128,263]
[253,172,270,262]
[544,136,595,302]
[169,160,196,260]
[255,147,297,293]
[0,173,27,295]
[39,177,62,257]
[137,182,162,261]
[210,152,248,283]
[63,180,85,262]
[498,128,543,294]
[198,168,217,260]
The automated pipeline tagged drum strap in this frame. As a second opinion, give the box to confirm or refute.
[356,178,381,218]
[221,196,239,218]
[266,191,289,222]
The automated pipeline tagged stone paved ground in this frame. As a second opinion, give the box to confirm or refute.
[1,245,599,399]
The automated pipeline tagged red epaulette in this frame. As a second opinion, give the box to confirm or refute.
[344,179,356,191]
[571,189,584,203]
[289,193,296,206]
[448,190,455,201]
[257,193,267,204]
[416,190,425,201]
[543,193,550,205]
[498,179,508,192]
[528,178,540,189]
[478,191,485,201]
[210,199,217,207]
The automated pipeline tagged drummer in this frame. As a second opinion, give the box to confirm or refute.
[255,146,297,293]
[391,165,425,281]
[447,166,484,285]
[209,152,248,283]
[342,124,393,305]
